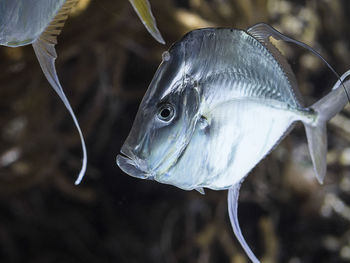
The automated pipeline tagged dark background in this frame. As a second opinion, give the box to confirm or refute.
[1,0,350,262]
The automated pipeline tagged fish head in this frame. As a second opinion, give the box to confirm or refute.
[117,42,202,189]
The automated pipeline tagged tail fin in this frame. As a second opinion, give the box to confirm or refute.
[304,69,350,184]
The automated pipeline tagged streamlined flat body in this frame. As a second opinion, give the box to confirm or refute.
[156,28,313,190]
[117,24,350,262]
[117,27,315,190]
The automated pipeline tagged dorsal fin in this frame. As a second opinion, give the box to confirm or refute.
[129,0,165,44]
[247,23,350,104]
[247,23,303,106]
[32,0,87,185]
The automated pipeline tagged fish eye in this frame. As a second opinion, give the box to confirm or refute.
[157,104,175,122]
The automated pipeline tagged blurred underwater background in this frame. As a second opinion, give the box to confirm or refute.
[1,0,350,262]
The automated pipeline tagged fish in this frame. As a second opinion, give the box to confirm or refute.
[116,23,350,262]
[0,0,164,185]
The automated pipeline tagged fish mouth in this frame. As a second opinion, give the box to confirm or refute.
[116,150,150,180]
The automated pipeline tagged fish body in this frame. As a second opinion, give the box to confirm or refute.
[0,0,164,184]
[152,29,314,190]
[117,24,350,262]
[117,27,316,190]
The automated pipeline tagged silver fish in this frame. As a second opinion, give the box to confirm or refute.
[116,23,350,262]
[0,0,164,184]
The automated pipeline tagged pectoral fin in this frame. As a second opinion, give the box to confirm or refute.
[195,187,205,195]
[32,0,87,185]
[228,182,260,263]
[129,0,165,44]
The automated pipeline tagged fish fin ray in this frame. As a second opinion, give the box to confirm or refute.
[129,0,165,44]
[247,23,303,105]
[304,70,350,183]
[32,0,87,185]
[42,0,79,43]
[228,182,260,263]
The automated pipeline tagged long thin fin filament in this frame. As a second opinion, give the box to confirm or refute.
[247,23,350,103]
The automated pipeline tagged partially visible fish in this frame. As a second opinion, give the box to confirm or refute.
[116,23,350,262]
[0,0,164,184]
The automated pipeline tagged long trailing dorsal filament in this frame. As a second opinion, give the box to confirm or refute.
[248,23,350,103]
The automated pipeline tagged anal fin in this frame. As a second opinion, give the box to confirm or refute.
[32,0,87,185]
[195,187,205,195]
[228,182,260,263]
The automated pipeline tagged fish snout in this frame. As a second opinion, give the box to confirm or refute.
[116,146,151,180]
